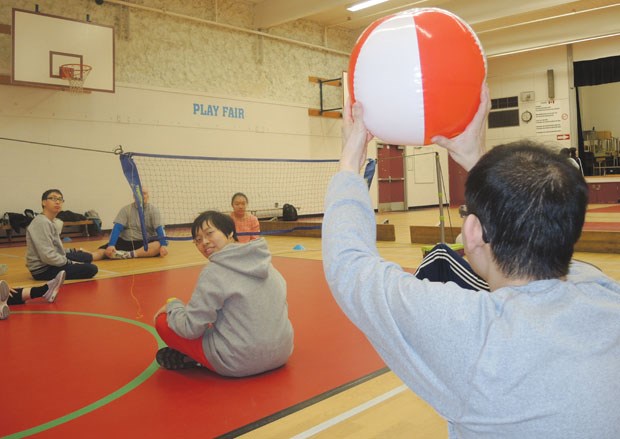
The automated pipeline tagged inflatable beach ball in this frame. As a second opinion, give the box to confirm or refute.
[348,8,487,146]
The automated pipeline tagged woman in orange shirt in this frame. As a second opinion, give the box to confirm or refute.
[229,192,260,243]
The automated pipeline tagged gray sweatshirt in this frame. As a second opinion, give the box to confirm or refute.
[323,171,620,439]
[166,238,294,377]
[113,202,163,241]
[26,214,68,274]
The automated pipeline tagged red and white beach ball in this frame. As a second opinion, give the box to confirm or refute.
[348,8,487,146]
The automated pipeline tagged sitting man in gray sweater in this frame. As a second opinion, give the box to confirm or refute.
[322,85,620,439]
[26,189,98,280]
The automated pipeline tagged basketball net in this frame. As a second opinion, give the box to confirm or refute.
[59,64,92,94]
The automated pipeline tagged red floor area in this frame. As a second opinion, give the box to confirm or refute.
[1,258,385,438]
[583,221,620,231]
[587,205,620,213]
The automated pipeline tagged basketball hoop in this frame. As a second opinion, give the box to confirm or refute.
[59,64,92,93]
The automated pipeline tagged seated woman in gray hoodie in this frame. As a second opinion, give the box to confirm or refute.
[153,210,294,377]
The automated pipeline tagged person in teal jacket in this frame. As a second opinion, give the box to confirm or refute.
[322,85,620,438]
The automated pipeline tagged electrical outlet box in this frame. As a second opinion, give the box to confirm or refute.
[520,91,535,102]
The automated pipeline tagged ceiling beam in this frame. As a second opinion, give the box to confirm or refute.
[445,0,585,25]
[480,5,620,57]
[253,0,352,29]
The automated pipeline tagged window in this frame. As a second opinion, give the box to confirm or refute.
[489,96,519,128]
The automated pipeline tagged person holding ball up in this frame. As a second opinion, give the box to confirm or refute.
[322,85,620,438]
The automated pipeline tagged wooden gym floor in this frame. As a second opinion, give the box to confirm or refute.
[1,205,619,438]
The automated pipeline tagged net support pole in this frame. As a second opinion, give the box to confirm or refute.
[363,158,377,189]
[435,152,445,244]
[119,153,149,251]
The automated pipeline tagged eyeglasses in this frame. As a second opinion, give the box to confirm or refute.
[458,205,469,218]
[46,197,65,203]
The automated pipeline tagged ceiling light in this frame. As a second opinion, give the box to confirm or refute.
[347,0,389,13]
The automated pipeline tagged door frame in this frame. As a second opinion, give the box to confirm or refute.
[377,143,407,212]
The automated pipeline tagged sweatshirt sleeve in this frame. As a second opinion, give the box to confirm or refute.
[165,267,223,339]
[108,223,124,247]
[322,171,494,418]
[156,225,168,246]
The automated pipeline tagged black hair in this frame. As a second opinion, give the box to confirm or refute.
[231,192,248,205]
[465,141,588,279]
[191,210,238,242]
[41,189,63,208]
[41,189,63,201]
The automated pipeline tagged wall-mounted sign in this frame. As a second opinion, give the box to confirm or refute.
[193,103,245,119]
[534,100,568,135]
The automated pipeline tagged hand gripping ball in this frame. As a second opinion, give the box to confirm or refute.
[348,8,487,146]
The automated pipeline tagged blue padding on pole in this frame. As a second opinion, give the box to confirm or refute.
[119,153,149,251]
[363,159,376,189]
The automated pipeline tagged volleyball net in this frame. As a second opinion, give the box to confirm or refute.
[118,151,346,244]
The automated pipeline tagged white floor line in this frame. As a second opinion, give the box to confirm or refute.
[291,384,408,439]
[94,261,206,276]
[0,253,22,258]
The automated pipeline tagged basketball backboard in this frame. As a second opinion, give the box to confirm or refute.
[12,8,114,93]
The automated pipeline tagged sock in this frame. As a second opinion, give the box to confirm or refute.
[29,285,47,299]
[7,288,25,305]
[130,250,136,258]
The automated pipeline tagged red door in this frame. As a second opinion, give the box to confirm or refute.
[377,144,405,211]
[448,155,467,207]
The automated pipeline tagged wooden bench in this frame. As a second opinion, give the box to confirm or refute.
[0,223,11,240]
[251,208,284,219]
[60,220,95,239]
[0,220,93,243]
[259,219,395,241]
[409,225,620,254]
[410,225,461,245]
[250,206,300,220]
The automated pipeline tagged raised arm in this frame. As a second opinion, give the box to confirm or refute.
[431,83,490,172]
[340,100,374,173]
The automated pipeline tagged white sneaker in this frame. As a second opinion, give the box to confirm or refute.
[0,264,7,276]
[44,270,66,303]
[0,280,9,320]
[112,250,133,259]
